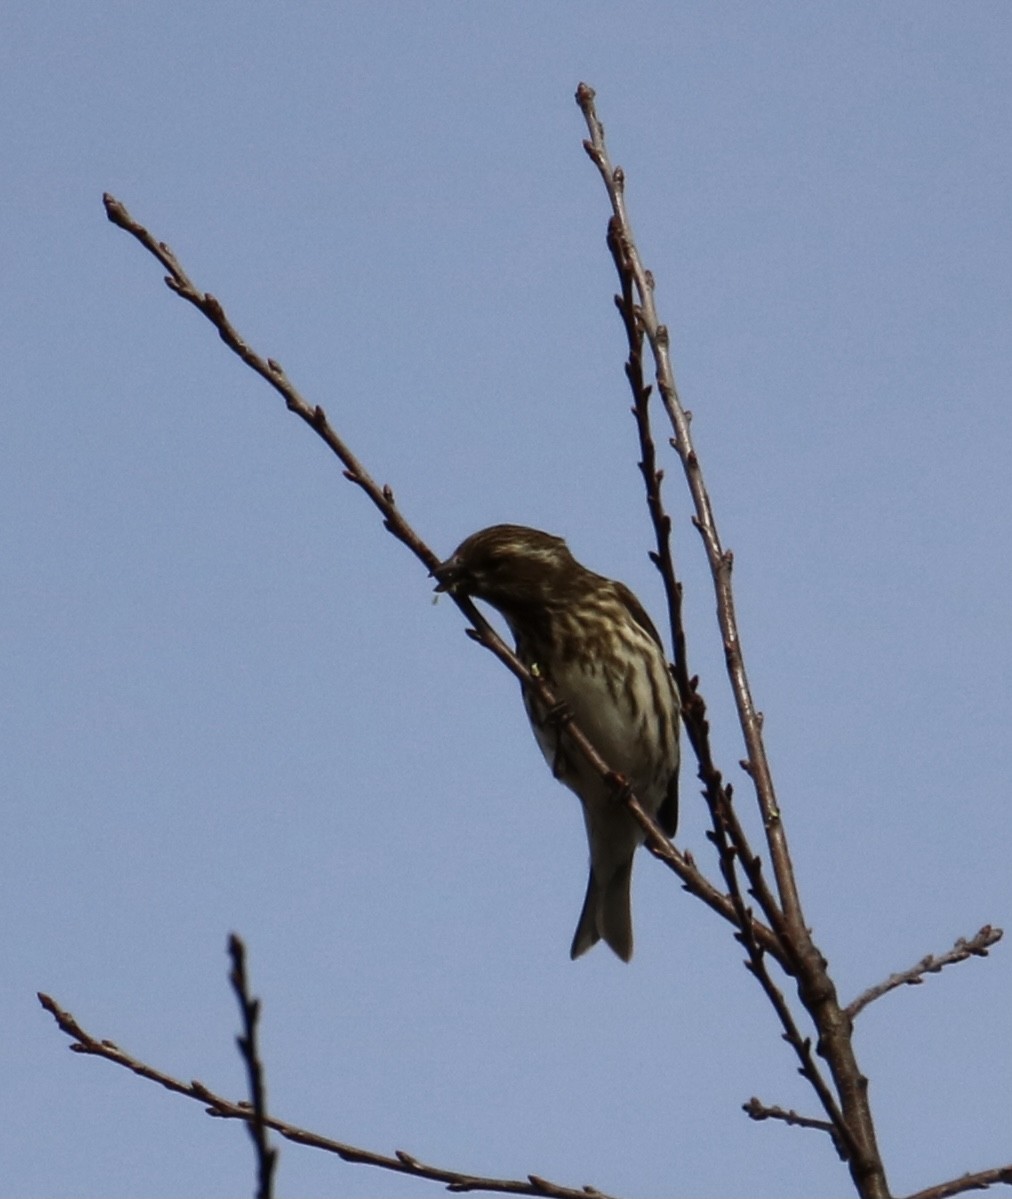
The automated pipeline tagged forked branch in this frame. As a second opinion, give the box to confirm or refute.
[100,192,782,962]
[227,934,277,1199]
[574,83,803,944]
[607,206,857,1158]
[575,83,887,1197]
[37,987,612,1199]
[58,85,1000,1199]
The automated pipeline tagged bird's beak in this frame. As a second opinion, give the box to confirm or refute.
[431,557,461,594]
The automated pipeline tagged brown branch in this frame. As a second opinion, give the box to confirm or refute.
[470,629,785,962]
[605,215,680,672]
[102,192,786,968]
[743,1097,844,1158]
[845,926,1003,1021]
[608,236,846,1140]
[227,934,277,1199]
[735,916,858,1163]
[605,213,793,957]
[102,193,439,576]
[904,1166,1012,1199]
[603,146,857,1164]
[574,81,804,959]
[575,84,889,1199]
[37,991,615,1199]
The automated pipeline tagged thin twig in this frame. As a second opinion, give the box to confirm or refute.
[736,920,858,1162]
[37,992,614,1199]
[603,156,858,1160]
[904,1166,1012,1199]
[575,84,889,1199]
[572,91,802,941]
[101,192,785,965]
[605,214,793,959]
[102,194,438,575]
[227,935,277,1199]
[609,194,855,1150]
[743,1097,844,1157]
[606,216,680,671]
[846,926,1003,1021]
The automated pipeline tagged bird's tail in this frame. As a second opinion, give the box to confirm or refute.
[570,858,634,962]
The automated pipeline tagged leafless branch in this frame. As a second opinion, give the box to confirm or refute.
[604,213,793,954]
[605,216,680,671]
[601,118,860,1167]
[846,926,1004,1020]
[102,194,438,576]
[87,80,1003,1199]
[904,1165,1012,1199]
[573,87,802,941]
[575,83,889,1197]
[101,192,785,966]
[227,934,277,1199]
[37,991,615,1199]
[743,1097,844,1157]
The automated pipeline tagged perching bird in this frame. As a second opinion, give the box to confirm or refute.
[433,524,680,961]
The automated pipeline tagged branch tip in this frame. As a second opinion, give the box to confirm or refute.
[847,925,1004,1019]
[103,193,129,227]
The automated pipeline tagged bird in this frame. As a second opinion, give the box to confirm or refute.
[432,524,680,961]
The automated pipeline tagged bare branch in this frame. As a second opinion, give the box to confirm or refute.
[575,84,890,1198]
[573,88,802,942]
[604,213,793,956]
[37,992,616,1199]
[602,137,860,1167]
[904,1165,1012,1199]
[100,81,1004,1198]
[846,926,1003,1021]
[227,935,277,1199]
[743,1097,844,1157]
[727,916,862,1165]
[605,215,679,665]
[102,193,787,967]
[102,194,438,575]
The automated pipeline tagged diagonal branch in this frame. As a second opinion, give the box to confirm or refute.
[37,991,614,1199]
[604,216,793,956]
[573,86,803,944]
[903,1165,1012,1199]
[102,193,438,576]
[603,165,860,1162]
[575,85,889,1199]
[101,193,785,965]
[743,1097,845,1158]
[846,926,1003,1021]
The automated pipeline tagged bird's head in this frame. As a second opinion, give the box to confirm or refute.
[432,524,578,610]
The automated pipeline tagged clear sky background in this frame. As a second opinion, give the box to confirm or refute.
[4,5,1011,1197]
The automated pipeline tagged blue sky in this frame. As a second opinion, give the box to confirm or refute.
[4,4,1011,1197]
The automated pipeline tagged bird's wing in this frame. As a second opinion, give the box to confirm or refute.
[658,768,679,838]
[612,580,665,648]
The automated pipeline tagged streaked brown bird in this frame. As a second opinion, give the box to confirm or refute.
[433,524,680,961]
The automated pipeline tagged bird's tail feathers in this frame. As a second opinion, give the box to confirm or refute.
[570,859,634,962]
